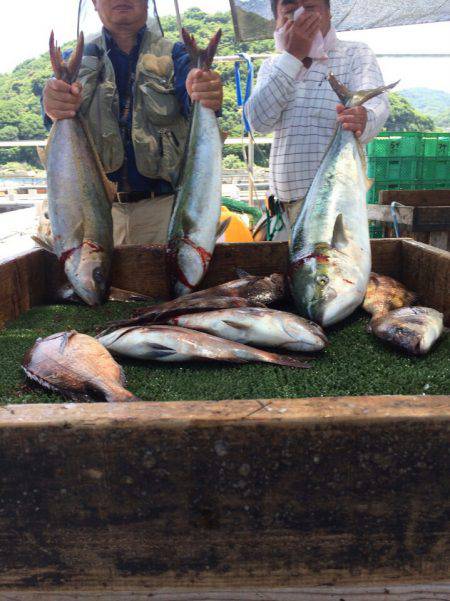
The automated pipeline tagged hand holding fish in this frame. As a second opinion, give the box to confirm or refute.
[336,104,367,138]
[186,69,223,111]
[43,79,83,121]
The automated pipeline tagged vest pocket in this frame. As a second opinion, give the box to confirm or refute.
[159,128,183,185]
[139,74,180,126]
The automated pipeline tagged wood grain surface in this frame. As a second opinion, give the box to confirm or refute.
[380,189,450,207]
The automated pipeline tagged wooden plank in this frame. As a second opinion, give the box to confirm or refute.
[367,205,414,225]
[413,207,450,232]
[429,231,449,251]
[42,240,405,299]
[380,189,450,207]
[401,240,450,324]
[2,583,450,599]
[0,397,449,592]
[0,249,48,328]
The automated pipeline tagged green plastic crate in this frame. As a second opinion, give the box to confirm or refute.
[369,221,384,239]
[422,133,450,158]
[367,157,421,181]
[367,132,423,158]
[420,158,450,181]
[366,181,417,205]
[417,181,450,190]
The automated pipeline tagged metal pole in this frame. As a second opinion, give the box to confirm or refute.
[173,0,183,38]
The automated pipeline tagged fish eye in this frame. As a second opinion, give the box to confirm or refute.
[93,267,105,284]
[316,275,329,287]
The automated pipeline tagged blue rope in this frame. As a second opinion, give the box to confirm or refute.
[234,53,254,133]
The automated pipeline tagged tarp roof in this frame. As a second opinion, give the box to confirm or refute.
[230,0,450,42]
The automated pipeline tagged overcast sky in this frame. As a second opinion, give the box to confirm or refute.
[1,0,449,92]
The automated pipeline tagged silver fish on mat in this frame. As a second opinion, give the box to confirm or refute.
[289,73,398,327]
[22,331,140,402]
[97,325,311,368]
[132,273,286,317]
[163,307,328,352]
[98,296,267,335]
[369,307,444,355]
[46,32,114,306]
[167,28,223,297]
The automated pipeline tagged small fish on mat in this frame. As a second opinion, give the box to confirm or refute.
[101,296,266,334]
[97,326,312,368]
[161,307,328,352]
[167,28,223,297]
[369,307,444,355]
[363,273,417,318]
[22,331,140,402]
[132,273,287,317]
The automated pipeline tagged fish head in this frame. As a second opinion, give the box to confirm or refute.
[289,243,366,327]
[64,242,110,306]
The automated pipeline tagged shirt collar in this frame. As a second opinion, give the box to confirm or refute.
[103,25,147,53]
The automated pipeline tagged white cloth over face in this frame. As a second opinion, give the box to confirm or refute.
[274,6,329,60]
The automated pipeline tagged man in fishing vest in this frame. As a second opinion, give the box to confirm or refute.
[41,0,223,245]
[246,0,390,242]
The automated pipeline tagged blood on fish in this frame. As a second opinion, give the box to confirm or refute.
[59,241,104,266]
[290,253,329,274]
[343,279,355,285]
[167,237,213,292]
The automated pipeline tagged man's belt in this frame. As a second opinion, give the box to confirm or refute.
[115,191,157,204]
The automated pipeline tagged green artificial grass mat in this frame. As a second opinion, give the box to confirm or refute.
[0,301,448,404]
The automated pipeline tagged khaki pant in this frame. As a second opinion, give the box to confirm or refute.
[36,194,175,248]
[112,194,174,245]
[253,198,304,242]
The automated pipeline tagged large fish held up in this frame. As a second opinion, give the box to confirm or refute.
[289,74,398,327]
[22,331,140,402]
[46,32,114,306]
[167,28,223,297]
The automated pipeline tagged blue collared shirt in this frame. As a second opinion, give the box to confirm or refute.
[44,27,191,195]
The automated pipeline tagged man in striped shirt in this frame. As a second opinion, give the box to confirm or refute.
[245,0,390,240]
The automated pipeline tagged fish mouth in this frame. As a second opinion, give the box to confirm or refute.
[313,291,363,327]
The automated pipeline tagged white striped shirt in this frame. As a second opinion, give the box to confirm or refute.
[244,35,390,202]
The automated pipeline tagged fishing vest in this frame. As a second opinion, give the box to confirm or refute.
[77,29,189,185]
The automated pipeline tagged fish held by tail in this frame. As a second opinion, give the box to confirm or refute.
[182,28,222,70]
[328,72,399,109]
[49,31,84,83]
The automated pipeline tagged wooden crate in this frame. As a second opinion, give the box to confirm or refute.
[0,240,449,600]
[367,189,450,251]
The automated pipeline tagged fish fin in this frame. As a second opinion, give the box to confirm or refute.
[222,320,251,331]
[236,267,252,278]
[265,352,312,369]
[32,234,55,254]
[331,214,348,250]
[49,31,84,84]
[108,287,155,303]
[146,343,178,359]
[328,72,399,108]
[216,217,231,240]
[182,28,222,70]
[36,146,47,169]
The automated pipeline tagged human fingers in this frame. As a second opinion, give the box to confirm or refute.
[47,79,73,94]
[301,13,321,36]
[190,79,221,94]
[336,104,346,114]
[191,90,222,103]
[197,98,222,110]
[50,110,78,121]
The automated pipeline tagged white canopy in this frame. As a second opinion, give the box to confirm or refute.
[230,0,450,41]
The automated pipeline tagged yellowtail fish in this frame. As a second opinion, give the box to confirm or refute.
[289,74,398,327]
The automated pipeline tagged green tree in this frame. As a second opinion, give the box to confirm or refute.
[385,93,435,132]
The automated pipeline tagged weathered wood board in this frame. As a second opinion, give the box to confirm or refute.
[0,397,449,593]
[375,189,450,250]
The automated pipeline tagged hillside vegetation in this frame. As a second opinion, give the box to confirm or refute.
[0,8,440,170]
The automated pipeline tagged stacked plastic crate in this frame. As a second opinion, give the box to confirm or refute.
[366,132,450,238]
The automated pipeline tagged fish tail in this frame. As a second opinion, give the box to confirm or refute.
[49,31,84,83]
[182,28,222,70]
[263,352,312,369]
[328,72,399,108]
